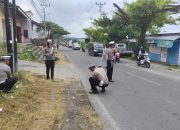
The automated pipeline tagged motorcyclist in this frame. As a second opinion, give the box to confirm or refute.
[138,47,146,63]
[115,49,120,62]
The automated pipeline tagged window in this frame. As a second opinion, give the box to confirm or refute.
[24,30,28,38]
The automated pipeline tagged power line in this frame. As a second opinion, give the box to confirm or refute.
[96,2,106,18]
[31,0,43,20]
[40,0,50,36]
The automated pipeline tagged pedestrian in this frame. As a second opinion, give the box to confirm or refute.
[57,44,59,50]
[88,64,109,94]
[106,41,115,82]
[43,39,55,80]
[0,56,17,93]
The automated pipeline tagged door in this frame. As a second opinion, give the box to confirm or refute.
[17,26,22,43]
[161,48,167,62]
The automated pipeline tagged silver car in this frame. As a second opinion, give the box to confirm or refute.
[72,43,80,50]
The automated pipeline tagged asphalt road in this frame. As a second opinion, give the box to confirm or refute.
[60,46,180,130]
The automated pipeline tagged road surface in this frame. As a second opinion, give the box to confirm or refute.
[60,46,180,130]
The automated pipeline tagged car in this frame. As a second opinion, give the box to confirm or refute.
[88,42,104,56]
[72,42,80,50]
[68,43,73,48]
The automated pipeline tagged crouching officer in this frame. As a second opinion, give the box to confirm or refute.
[88,64,109,94]
[0,56,17,93]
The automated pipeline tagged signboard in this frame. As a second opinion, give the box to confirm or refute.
[155,40,173,48]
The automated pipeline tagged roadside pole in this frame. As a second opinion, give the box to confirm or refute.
[4,0,13,73]
[12,0,17,72]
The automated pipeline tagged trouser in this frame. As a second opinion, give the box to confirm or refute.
[0,77,18,91]
[89,77,108,91]
[45,60,55,79]
[107,60,113,81]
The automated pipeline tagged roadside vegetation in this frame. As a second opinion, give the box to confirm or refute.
[17,44,39,62]
[0,71,64,130]
[84,0,180,49]
[0,43,7,56]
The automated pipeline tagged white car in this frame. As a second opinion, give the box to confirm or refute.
[72,43,80,50]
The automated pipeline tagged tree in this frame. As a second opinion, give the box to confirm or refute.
[114,0,180,46]
[37,21,70,40]
[83,12,138,44]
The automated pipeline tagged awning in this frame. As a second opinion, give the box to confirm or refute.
[154,40,174,48]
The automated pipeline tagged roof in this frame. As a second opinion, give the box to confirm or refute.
[31,20,41,27]
[146,35,180,41]
[16,6,31,20]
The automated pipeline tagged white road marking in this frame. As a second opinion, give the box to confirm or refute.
[126,72,161,86]
[95,97,121,130]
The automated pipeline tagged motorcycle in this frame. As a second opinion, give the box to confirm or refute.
[137,53,150,68]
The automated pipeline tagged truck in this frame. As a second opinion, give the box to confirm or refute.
[115,43,133,57]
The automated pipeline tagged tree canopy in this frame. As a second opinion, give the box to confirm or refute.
[84,0,180,48]
[37,21,70,40]
[114,0,180,46]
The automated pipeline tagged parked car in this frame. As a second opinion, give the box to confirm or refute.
[72,42,80,50]
[88,42,104,56]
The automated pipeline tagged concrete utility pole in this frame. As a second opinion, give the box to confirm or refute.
[12,0,17,72]
[96,2,106,18]
[4,0,13,72]
[41,0,50,37]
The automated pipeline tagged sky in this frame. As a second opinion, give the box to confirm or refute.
[15,0,180,38]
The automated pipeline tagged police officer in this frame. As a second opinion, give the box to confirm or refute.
[43,39,55,80]
[0,56,17,93]
[88,64,109,94]
[106,41,115,82]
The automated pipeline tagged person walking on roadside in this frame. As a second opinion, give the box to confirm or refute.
[106,41,115,82]
[0,56,17,93]
[88,64,109,94]
[43,39,55,80]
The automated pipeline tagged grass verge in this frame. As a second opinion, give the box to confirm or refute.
[0,71,65,130]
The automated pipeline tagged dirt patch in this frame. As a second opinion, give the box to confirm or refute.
[62,80,103,130]
[0,71,103,130]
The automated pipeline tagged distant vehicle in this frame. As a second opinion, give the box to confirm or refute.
[68,43,73,48]
[115,43,133,57]
[72,43,80,50]
[88,42,104,56]
[115,43,126,52]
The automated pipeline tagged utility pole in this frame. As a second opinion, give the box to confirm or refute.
[96,2,106,18]
[4,0,13,72]
[41,0,50,37]
[12,0,17,72]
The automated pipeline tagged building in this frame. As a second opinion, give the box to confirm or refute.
[0,1,43,44]
[147,33,180,65]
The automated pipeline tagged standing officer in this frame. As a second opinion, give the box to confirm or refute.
[106,41,115,82]
[43,39,55,80]
[0,56,17,93]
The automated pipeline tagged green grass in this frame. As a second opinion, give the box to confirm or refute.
[18,49,38,61]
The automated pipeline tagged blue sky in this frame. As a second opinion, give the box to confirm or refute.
[16,0,180,38]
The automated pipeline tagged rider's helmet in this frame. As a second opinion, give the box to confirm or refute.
[140,46,145,54]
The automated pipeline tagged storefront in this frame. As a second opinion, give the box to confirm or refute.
[147,34,180,65]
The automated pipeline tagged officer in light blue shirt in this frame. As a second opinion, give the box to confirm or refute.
[0,56,17,93]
